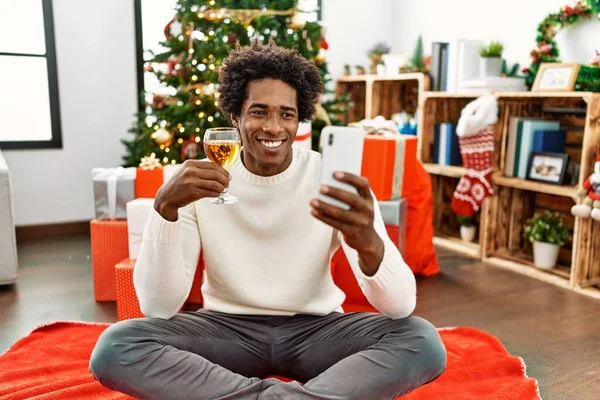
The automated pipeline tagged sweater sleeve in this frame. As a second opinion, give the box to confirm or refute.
[133,203,201,319]
[339,195,416,319]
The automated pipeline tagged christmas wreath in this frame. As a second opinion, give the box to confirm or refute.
[524,0,600,91]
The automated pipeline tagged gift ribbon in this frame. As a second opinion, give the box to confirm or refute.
[92,167,129,220]
[295,131,312,141]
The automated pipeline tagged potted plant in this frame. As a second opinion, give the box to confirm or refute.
[523,211,569,269]
[367,42,391,74]
[457,215,476,242]
[479,41,504,78]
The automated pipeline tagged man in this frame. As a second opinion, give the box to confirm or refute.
[90,40,446,400]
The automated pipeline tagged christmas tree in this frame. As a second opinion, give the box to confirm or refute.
[409,34,425,72]
[122,0,351,167]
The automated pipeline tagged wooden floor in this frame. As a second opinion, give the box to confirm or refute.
[1,236,600,399]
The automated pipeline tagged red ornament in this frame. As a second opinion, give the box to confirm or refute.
[320,37,329,50]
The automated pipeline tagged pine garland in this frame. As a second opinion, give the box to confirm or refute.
[524,0,600,91]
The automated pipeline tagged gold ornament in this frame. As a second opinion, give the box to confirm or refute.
[289,13,306,30]
[315,48,326,65]
[152,128,172,145]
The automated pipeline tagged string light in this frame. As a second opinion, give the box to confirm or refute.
[195,136,201,142]
[191,75,198,81]
[189,49,195,54]
[179,127,185,132]
[154,125,159,130]
[163,157,169,163]
[199,112,205,118]
[209,30,215,36]
[191,59,197,65]
[195,127,200,132]
[209,64,215,70]
[165,147,170,153]
[195,99,202,105]
[178,138,184,144]
[195,88,201,94]
[287,29,293,34]
[177,123,182,128]
[160,144,165,150]
[209,0,215,5]
[199,64,207,71]
[208,54,214,59]
[171,159,177,165]
[208,116,214,122]
[214,92,220,99]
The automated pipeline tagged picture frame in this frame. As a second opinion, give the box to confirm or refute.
[526,152,570,185]
[532,62,580,92]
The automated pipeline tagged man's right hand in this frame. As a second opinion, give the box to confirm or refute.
[154,159,231,221]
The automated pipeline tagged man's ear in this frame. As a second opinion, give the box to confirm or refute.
[231,114,239,128]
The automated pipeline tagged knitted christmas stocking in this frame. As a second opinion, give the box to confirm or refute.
[451,95,498,217]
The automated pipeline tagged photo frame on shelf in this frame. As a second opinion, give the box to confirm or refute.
[526,152,570,185]
[532,63,580,92]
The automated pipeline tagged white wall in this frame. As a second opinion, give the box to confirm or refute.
[390,0,600,70]
[4,0,138,226]
[322,0,393,80]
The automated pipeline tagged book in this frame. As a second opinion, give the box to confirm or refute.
[504,117,521,176]
[532,130,566,153]
[516,120,560,178]
[431,42,449,91]
[433,123,461,166]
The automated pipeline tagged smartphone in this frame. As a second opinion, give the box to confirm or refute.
[319,126,365,210]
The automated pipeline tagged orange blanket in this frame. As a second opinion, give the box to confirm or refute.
[0,321,540,400]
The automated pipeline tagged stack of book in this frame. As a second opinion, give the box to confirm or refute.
[504,118,565,178]
[432,123,462,166]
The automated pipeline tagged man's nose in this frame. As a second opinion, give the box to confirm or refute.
[262,115,284,135]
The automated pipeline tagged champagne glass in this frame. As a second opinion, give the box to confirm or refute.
[203,127,242,204]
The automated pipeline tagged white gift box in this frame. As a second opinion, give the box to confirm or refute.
[126,198,155,260]
[293,121,312,150]
[163,164,181,184]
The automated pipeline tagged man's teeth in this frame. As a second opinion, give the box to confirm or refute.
[260,140,283,148]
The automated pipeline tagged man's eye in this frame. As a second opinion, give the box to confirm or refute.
[282,113,295,118]
[252,110,266,115]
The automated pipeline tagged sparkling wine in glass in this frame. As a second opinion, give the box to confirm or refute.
[203,127,242,204]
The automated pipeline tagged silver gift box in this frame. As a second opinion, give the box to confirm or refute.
[378,198,407,255]
[92,167,136,220]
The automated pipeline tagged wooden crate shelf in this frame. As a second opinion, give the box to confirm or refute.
[433,235,480,259]
[491,173,578,199]
[419,91,600,300]
[335,73,430,126]
[423,163,465,178]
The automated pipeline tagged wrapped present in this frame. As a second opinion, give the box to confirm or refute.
[292,121,312,150]
[378,198,407,255]
[187,254,205,304]
[92,167,136,220]
[90,220,129,302]
[136,155,181,198]
[361,134,418,201]
[116,258,143,320]
[126,198,154,260]
[116,257,204,320]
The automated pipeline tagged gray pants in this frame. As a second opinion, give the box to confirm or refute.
[89,310,446,400]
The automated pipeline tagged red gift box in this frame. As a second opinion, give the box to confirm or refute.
[135,167,164,198]
[361,135,418,201]
[90,220,129,302]
[115,256,205,321]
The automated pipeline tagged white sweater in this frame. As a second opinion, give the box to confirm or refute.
[134,148,416,319]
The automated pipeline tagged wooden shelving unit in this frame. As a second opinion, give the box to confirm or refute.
[418,91,600,299]
[335,73,430,126]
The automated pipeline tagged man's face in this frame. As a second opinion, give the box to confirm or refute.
[232,79,298,177]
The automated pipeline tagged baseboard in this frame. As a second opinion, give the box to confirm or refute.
[16,221,90,243]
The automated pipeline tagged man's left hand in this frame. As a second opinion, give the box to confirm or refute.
[310,172,384,276]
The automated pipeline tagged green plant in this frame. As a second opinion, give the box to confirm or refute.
[479,41,504,58]
[457,214,475,227]
[367,41,391,57]
[523,211,570,246]
[501,59,520,77]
